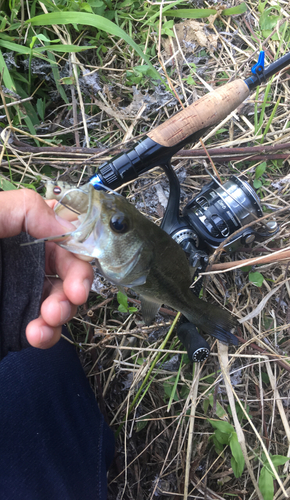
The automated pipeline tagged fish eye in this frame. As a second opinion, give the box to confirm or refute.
[110,213,129,233]
[53,186,62,195]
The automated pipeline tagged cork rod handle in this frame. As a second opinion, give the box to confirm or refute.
[148,80,250,148]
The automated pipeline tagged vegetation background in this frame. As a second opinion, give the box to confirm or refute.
[0,0,290,498]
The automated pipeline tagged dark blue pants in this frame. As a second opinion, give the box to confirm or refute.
[0,335,114,499]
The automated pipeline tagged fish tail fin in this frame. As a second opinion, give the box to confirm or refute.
[185,300,238,345]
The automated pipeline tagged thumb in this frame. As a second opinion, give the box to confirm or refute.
[0,189,74,239]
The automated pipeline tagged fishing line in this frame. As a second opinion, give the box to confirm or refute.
[22,194,58,295]
[54,187,88,216]
[89,181,123,197]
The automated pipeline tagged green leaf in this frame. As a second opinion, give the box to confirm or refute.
[0,175,17,191]
[186,75,195,85]
[12,71,29,84]
[118,304,128,313]
[249,271,264,287]
[135,417,147,432]
[60,76,75,85]
[162,20,174,30]
[117,291,129,309]
[261,371,269,384]
[163,379,179,401]
[258,1,267,14]
[23,114,39,141]
[0,49,16,91]
[36,44,95,53]
[228,402,251,422]
[241,265,252,272]
[208,394,229,420]
[133,64,158,78]
[36,98,45,121]
[263,315,274,331]
[31,33,52,44]
[211,435,224,454]
[260,8,281,31]
[27,12,163,83]
[0,39,48,58]
[0,15,7,31]
[231,456,240,478]
[214,428,231,445]
[259,466,274,500]
[229,433,245,477]
[215,127,228,135]
[203,398,210,414]
[88,0,104,7]
[17,183,37,190]
[46,50,69,104]
[255,161,267,179]
[208,419,234,435]
[223,3,247,15]
[165,8,216,19]
[270,455,289,467]
[253,179,262,189]
[179,385,190,399]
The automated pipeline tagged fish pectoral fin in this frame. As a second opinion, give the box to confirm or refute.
[140,296,162,326]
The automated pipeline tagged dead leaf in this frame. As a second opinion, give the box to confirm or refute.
[162,20,218,64]
[208,3,224,28]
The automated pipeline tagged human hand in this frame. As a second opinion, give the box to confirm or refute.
[0,189,94,349]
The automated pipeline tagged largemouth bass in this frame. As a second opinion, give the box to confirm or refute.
[41,185,238,344]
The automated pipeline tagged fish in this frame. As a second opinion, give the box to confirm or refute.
[36,184,238,344]
[45,180,90,215]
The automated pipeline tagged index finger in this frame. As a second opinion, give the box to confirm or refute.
[45,242,94,305]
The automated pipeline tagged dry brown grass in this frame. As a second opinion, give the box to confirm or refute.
[1,1,290,498]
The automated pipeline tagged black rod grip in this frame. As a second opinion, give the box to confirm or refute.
[177,323,210,363]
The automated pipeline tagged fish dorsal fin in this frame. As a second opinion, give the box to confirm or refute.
[140,295,162,326]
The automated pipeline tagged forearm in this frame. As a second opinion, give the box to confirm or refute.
[0,233,45,359]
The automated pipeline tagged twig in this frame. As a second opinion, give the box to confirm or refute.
[206,249,290,273]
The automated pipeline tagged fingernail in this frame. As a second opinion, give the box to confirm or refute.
[83,278,91,297]
[55,214,75,230]
[40,326,54,346]
[60,301,71,323]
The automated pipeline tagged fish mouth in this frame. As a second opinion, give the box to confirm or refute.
[57,187,105,258]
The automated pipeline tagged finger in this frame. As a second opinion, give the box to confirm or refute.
[26,317,62,349]
[0,189,75,239]
[45,242,94,305]
[40,278,78,327]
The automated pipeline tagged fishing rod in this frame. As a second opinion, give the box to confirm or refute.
[50,51,289,361]
[88,50,290,191]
